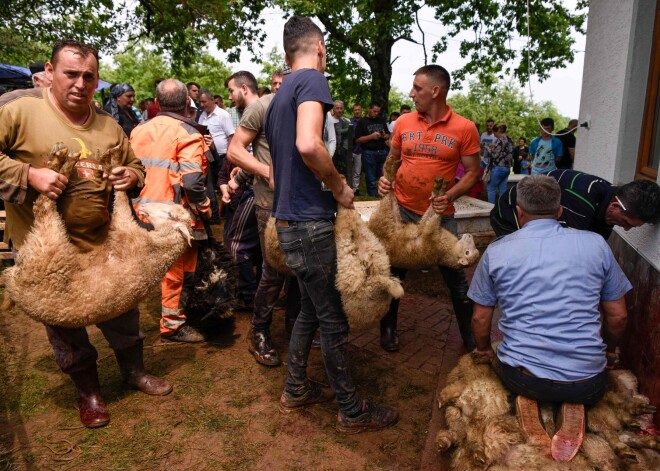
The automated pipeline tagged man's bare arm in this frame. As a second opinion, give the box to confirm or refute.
[472,302,495,356]
[296,101,353,209]
[431,152,480,214]
[227,126,269,179]
[601,298,628,353]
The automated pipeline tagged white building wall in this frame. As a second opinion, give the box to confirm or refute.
[576,0,660,270]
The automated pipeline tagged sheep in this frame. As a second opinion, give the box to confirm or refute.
[334,204,403,330]
[367,154,480,270]
[3,143,194,328]
[435,354,660,470]
[264,216,291,276]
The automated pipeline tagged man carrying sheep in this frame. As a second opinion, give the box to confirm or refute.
[378,64,482,352]
[0,39,172,428]
[265,16,398,433]
[469,175,631,461]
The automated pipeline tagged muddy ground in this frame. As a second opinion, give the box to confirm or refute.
[0,266,465,471]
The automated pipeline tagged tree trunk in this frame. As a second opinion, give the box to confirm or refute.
[367,39,394,116]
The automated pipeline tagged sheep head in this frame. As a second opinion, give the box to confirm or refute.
[138,203,193,246]
[455,233,480,267]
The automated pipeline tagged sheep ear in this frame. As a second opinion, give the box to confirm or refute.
[176,224,193,247]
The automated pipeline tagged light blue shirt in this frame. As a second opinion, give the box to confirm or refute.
[468,218,632,381]
[529,136,562,174]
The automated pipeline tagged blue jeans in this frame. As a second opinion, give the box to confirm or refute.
[487,166,510,204]
[276,219,361,415]
[493,356,606,405]
[362,149,388,196]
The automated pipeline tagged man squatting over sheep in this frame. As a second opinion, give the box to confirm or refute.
[377,64,482,352]
[264,16,398,433]
[0,39,172,428]
[226,71,300,367]
[468,174,631,461]
[130,79,213,344]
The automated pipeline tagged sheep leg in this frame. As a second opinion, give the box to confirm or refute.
[419,177,448,227]
[383,154,401,181]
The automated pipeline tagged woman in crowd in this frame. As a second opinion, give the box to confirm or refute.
[512,136,530,174]
[487,124,514,204]
[105,83,140,137]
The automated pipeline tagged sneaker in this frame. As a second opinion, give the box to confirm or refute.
[278,380,335,414]
[161,324,207,343]
[336,400,399,434]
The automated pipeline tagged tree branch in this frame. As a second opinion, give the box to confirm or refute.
[415,9,428,66]
[316,13,372,61]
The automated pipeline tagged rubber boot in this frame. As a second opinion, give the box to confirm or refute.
[452,297,476,351]
[69,366,110,428]
[114,344,173,396]
[380,301,399,352]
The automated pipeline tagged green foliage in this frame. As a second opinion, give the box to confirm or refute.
[0,30,51,66]
[448,79,570,141]
[388,87,413,116]
[99,44,232,100]
[257,47,285,88]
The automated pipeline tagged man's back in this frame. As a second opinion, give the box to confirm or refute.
[469,219,631,382]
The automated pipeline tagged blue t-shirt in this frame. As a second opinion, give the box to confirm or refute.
[529,136,563,174]
[467,219,632,382]
[265,69,335,221]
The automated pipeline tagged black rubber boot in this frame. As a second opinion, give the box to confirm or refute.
[452,297,476,351]
[69,366,110,428]
[114,344,173,396]
[380,301,400,352]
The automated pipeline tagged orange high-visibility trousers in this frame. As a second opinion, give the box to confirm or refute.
[161,243,198,334]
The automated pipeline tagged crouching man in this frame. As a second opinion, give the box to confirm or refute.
[0,39,172,428]
[131,79,213,343]
[468,175,630,462]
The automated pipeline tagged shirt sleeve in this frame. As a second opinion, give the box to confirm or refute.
[295,71,334,111]
[529,138,539,156]
[460,121,482,156]
[600,243,633,301]
[239,101,263,132]
[177,133,208,206]
[467,250,498,306]
[222,111,235,137]
[0,104,31,203]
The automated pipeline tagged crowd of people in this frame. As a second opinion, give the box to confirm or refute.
[1,15,659,457]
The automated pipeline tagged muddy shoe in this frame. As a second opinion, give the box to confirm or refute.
[278,380,335,414]
[551,402,585,462]
[336,400,399,434]
[247,329,281,366]
[161,324,207,343]
[516,395,552,450]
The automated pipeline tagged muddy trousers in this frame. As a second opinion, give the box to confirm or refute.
[45,308,144,375]
[252,206,300,332]
[161,242,198,335]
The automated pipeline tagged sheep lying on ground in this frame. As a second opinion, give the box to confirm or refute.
[368,155,480,270]
[3,143,194,328]
[436,354,660,470]
[334,204,403,330]
[185,235,238,323]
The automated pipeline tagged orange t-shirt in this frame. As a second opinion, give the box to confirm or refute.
[391,108,481,215]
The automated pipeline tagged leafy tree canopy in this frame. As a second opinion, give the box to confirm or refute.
[257,47,285,88]
[448,79,569,142]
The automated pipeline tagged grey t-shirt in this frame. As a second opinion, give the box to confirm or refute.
[236,94,275,209]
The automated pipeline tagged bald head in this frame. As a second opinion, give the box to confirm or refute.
[156,79,188,112]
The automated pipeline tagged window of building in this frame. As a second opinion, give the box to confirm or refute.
[638,1,660,180]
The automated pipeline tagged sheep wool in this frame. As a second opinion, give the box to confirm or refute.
[3,144,194,328]
[436,354,660,470]
[368,155,480,270]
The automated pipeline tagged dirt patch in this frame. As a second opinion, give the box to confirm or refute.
[0,269,457,470]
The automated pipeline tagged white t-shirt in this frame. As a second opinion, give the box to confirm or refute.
[199,106,235,154]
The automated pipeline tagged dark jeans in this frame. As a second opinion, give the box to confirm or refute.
[492,356,606,405]
[252,206,300,331]
[387,208,475,349]
[45,308,143,375]
[362,149,388,196]
[276,219,361,415]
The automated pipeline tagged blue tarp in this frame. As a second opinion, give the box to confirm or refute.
[0,64,112,91]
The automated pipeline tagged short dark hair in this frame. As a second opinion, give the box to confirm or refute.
[272,69,284,77]
[155,78,165,86]
[413,64,451,90]
[389,112,400,120]
[486,118,495,124]
[400,104,411,112]
[368,101,381,109]
[186,82,201,90]
[353,103,362,109]
[157,79,189,112]
[494,124,507,133]
[283,16,324,59]
[50,39,99,68]
[519,137,527,143]
[540,117,555,129]
[616,180,660,224]
[226,71,258,94]
[517,175,561,216]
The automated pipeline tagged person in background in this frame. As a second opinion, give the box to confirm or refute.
[271,70,284,94]
[486,124,513,204]
[213,94,225,109]
[354,102,390,197]
[388,111,400,133]
[557,119,578,169]
[512,137,529,174]
[29,61,52,88]
[529,117,563,174]
[104,83,140,137]
[350,103,363,194]
[400,104,412,115]
[145,78,164,120]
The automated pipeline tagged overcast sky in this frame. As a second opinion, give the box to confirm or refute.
[213,5,585,118]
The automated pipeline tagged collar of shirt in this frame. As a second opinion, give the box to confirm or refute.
[416,106,453,127]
